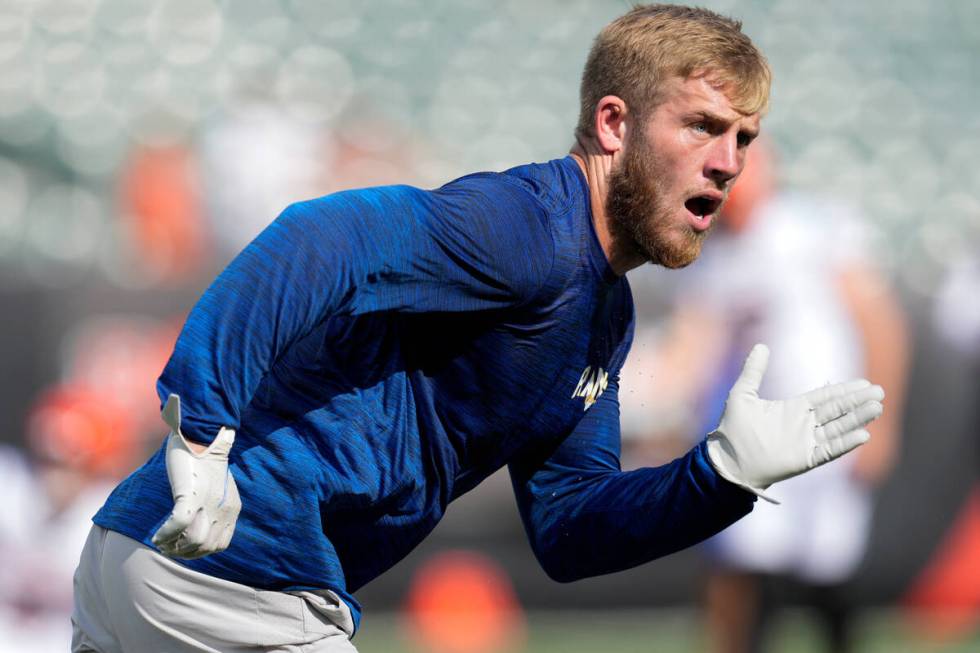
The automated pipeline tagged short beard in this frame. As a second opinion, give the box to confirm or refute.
[605,133,707,269]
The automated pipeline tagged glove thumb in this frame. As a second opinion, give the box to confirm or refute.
[162,393,182,434]
[733,343,770,397]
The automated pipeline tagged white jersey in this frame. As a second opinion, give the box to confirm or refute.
[686,192,867,396]
[681,192,873,583]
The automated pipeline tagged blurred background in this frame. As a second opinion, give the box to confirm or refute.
[1,0,978,651]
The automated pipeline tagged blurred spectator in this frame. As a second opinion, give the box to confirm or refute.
[198,99,427,260]
[119,143,209,285]
[0,314,176,652]
[624,140,910,653]
[0,385,138,653]
[198,102,331,258]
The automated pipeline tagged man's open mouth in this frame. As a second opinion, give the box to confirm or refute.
[684,195,722,218]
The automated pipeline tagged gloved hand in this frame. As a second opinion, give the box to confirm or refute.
[151,394,241,558]
[706,344,885,503]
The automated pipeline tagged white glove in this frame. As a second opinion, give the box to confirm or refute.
[151,394,241,559]
[706,344,884,503]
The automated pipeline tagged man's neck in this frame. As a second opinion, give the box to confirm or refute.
[569,140,645,276]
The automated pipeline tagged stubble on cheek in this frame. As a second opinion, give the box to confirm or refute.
[605,140,707,269]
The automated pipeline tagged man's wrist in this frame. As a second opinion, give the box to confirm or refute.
[703,435,777,504]
[185,439,208,454]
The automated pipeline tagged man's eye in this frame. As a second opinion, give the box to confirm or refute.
[737,133,754,147]
[692,122,708,134]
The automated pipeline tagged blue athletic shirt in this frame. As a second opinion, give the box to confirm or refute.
[94,156,755,631]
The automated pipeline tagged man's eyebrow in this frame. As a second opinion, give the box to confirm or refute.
[688,110,759,137]
[687,109,735,126]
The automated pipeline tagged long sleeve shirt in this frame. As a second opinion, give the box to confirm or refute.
[94,156,754,631]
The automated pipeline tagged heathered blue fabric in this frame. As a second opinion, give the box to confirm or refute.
[94,157,754,632]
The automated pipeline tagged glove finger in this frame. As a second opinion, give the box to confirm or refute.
[732,344,769,396]
[151,497,197,547]
[170,510,210,559]
[200,520,226,555]
[173,542,212,560]
[218,471,241,511]
[216,520,236,552]
[182,507,211,548]
[812,385,885,425]
[826,428,871,459]
[820,400,883,439]
[159,531,202,559]
[190,516,234,558]
[802,379,870,407]
[218,470,242,521]
[171,537,203,559]
[213,484,241,552]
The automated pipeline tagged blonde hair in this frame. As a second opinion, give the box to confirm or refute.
[576,4,771,139]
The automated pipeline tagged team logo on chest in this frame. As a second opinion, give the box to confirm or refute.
[572,365,609,410]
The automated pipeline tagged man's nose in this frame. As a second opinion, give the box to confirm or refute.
[705,134,741,185]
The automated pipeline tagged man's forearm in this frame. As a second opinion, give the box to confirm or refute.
[517,441,754,582]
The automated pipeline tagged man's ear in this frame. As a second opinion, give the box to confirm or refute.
[594,95,628,154]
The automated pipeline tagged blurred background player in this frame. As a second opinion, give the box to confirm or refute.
[0,313,174,653]
[627,139,910,653]
[0,385,138,653]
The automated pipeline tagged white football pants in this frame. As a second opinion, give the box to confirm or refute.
[71,526,358,652]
